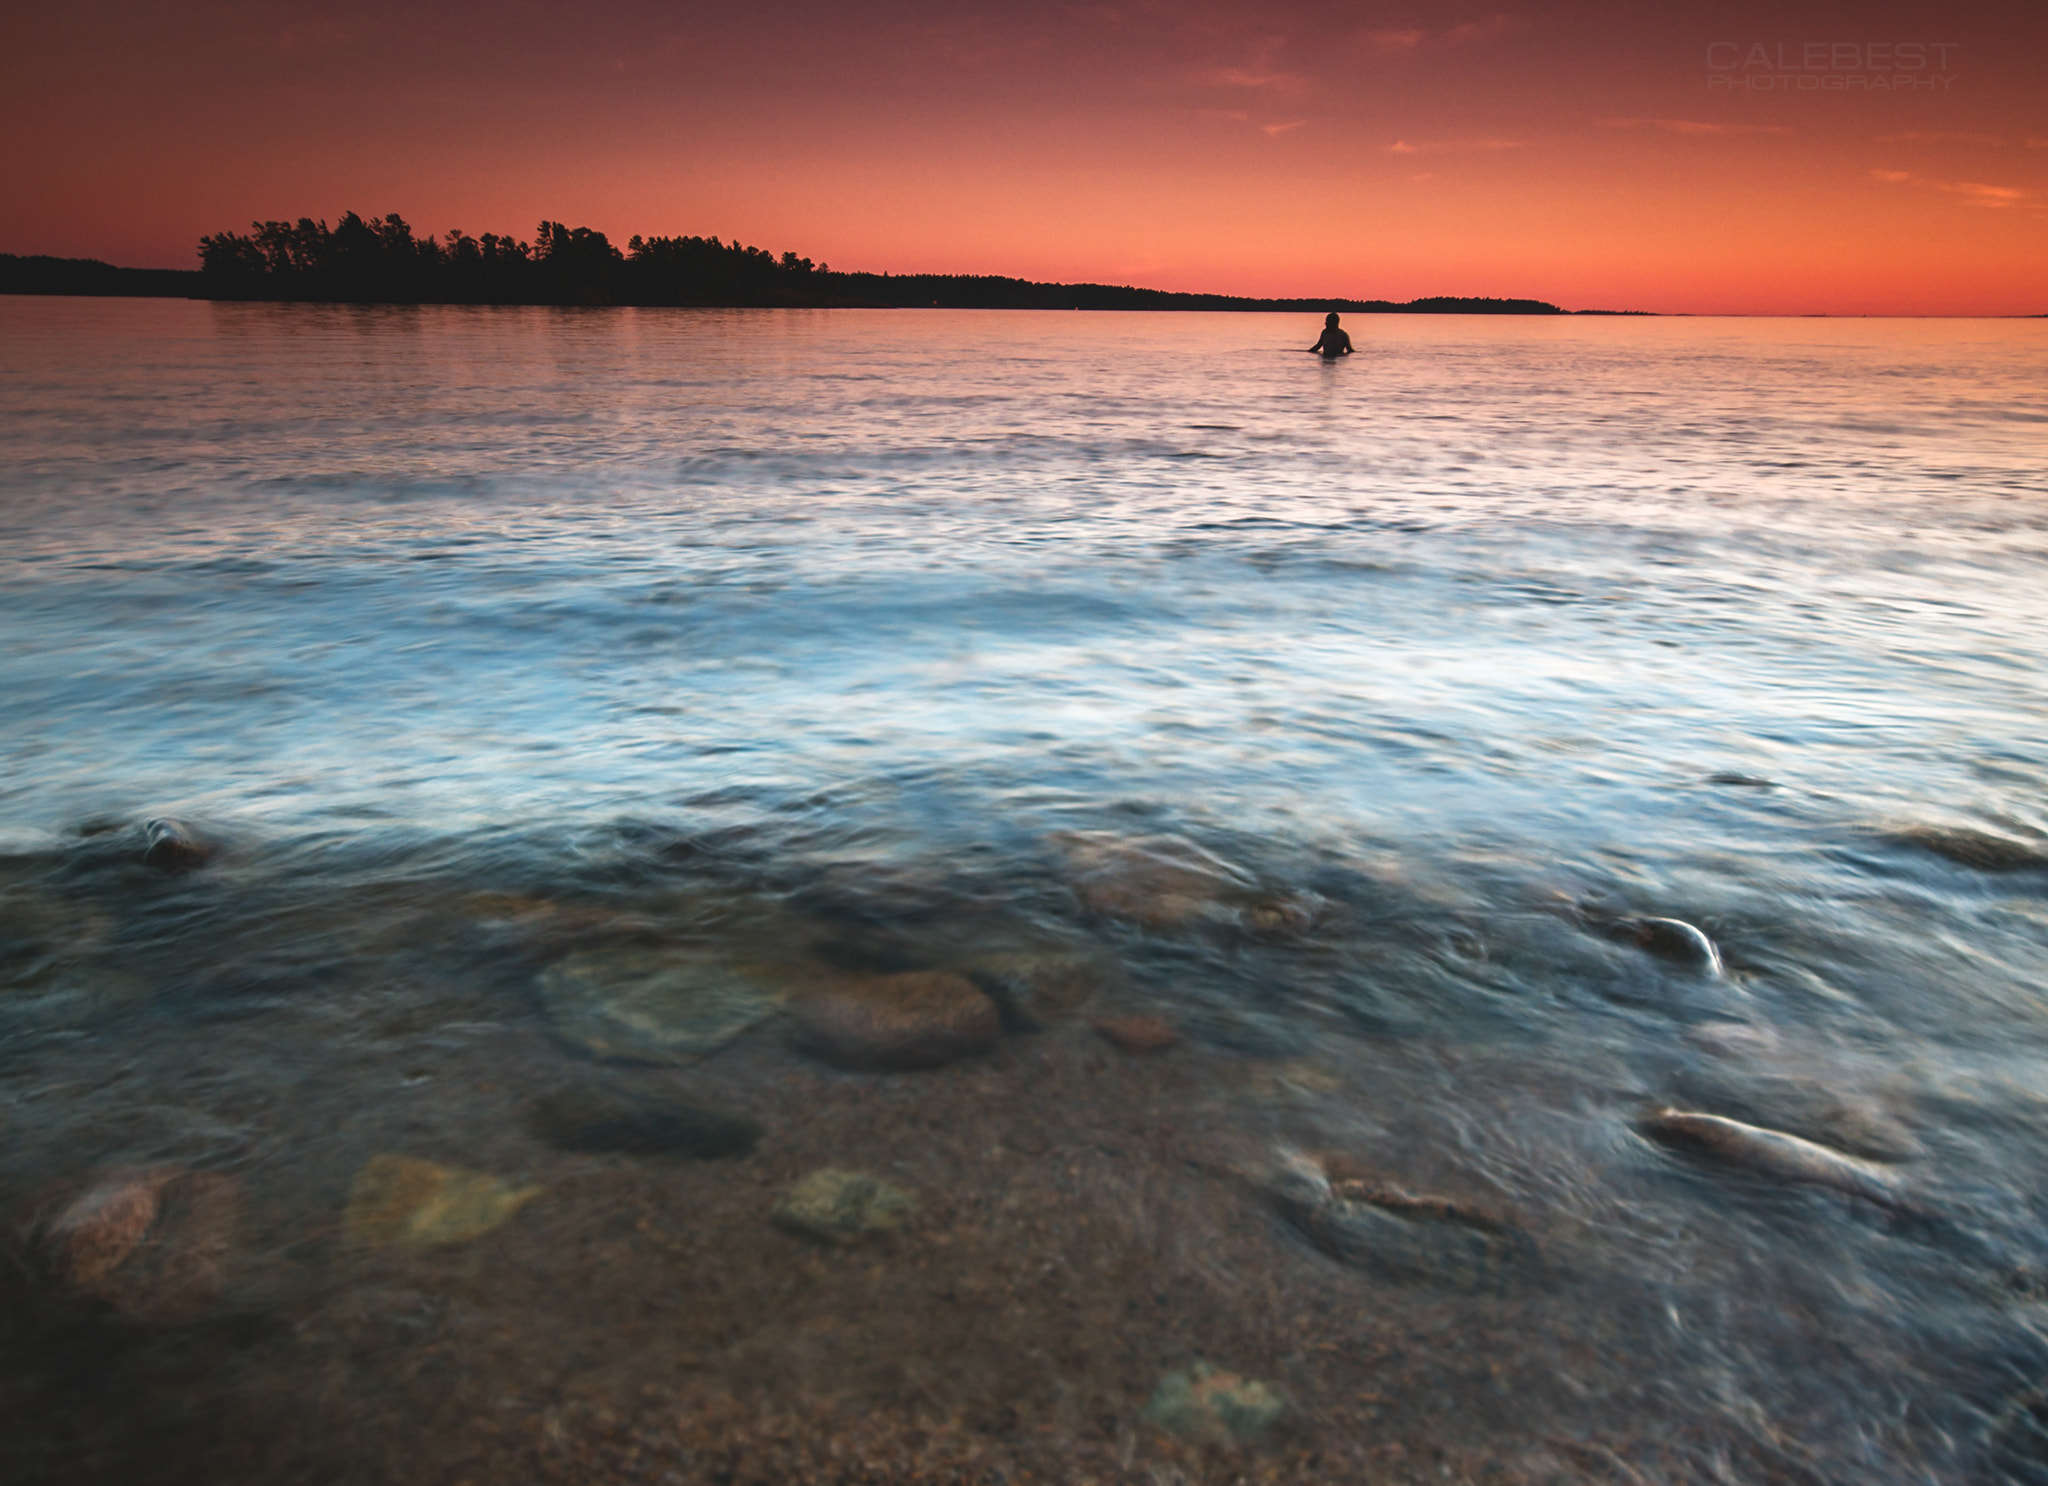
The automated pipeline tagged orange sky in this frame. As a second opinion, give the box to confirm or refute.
[2,1,2043,313]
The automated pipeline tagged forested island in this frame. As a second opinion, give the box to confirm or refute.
[5,212,1644,313]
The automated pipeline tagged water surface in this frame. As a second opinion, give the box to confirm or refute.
[3,298,2047,1484]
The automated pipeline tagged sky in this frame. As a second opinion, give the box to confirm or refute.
[2,1,2044,314]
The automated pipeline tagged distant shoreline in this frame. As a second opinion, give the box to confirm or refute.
[0,251,1621,315]
[4,224,1646,313]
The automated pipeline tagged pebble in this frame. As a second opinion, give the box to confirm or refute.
[538,947,784,1064]
[1639,1107,1908,1209]
[1055,831,1254,931]
[141,817,217,872]
[770,1169,915,1244]
[1094,1014,1180,1055]
[960,952,1100,1032]
[530,1083,762,1159]
[1267,1148,1536,1296]
[1892,824,2048,873]
[1686,1021,1780,1057]
[43,1167,176,1289]
[1144,1361,1286,1446]
[1626,917,1724,976]
[1240,893,1324,939]
[42,1165,241,1320]
[343,1154,542,1248]
[1669,1071,1923,1162]
[1230,1059,1342,1104]
[787,970,1000,1071]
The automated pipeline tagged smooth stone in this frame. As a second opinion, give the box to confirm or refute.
[43,1167,177,1289]
[141,818,217,872]
[1686,1021,1781,1057]
[1639,1108,1908,1209]
[1240,893,1324,938]
[343,1154,542,1248]
[538,947,784,1064]
[42,1166,241,1320]
[530,1083,762,1159]
[1055,831,1254,930]
[787,970,1000,1071]
[1231,1059,1343,1105]
[1144,1361,1286,1446]
[1893,824,2048,873]
[1669,1070,1923,1161]
[1094,1013,1181,1055]
[1267,1148,1537,1296]
[960,952,1100,1032]
[1626,917,1724,976]
[770,1169,914,1244]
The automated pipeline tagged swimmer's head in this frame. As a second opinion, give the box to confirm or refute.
[1325,312,1341,327]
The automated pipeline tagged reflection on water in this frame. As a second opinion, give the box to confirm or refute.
[2,298,2048,1483]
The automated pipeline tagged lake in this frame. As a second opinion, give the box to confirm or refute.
[3,296,2047,1484]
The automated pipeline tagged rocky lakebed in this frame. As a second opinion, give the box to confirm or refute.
[5,815,2048,1485]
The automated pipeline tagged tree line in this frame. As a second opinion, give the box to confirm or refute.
[191,211,1575,313]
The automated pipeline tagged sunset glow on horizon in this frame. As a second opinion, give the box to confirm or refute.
[3,1,2044,315]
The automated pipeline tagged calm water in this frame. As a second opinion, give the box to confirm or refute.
[3,297,2048,1483]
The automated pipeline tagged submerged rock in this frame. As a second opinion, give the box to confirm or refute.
[1094,1013,1181,1055]
[1230,1059,1343,1105]
[42,1166,241,1320]
[141,818,218,873]
[538,947,784,1064]
[1624,917,1724,976]
[1639,1107,1909,1209]
[1267,1148,1536,1296]
[1892,824,2048,873]
[960,952,1101,1032]
[343,1154,542,1248]
[1055,831,1255,931]
[788,970,999,1071]
[44,1168,176,1289]
[770,1169,915,1244]
[530,1083,762,1159]
[1240,893,1325,939]
[1144,1361,1286,1446]
[1669,1071,1923,1162]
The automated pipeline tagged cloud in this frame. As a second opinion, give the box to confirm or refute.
[1386,137,1525,154]
[1871,168,2033,208]
[1363,28,1425,53]
[1875,131,2005,146]
[1600,118,1790,136]
[1190,63,1307,89]
[1357,15,1524,56]
[1261,119,1308,137]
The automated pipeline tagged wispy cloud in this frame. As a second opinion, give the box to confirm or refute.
[1871,168,2033,208]
[1600,117,1790,137]
[1387,137,1526,154]
[1190,63,1307,90]
[1876,131,2005,146]
[1261,119,1308,137]
[1189,34,1306,92]
[1363,28,1425,53]
[1358,14,1524,55]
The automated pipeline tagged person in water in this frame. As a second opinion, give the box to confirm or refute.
[1307,312,1354,359]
